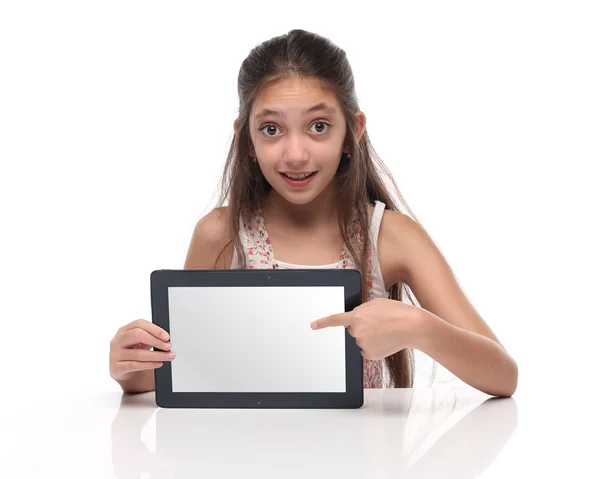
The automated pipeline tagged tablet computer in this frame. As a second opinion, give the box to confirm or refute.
[150,268,364,409]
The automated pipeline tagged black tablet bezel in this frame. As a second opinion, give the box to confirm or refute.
[150,269,364,409]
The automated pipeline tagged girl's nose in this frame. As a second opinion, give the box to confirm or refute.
[283,143,309,165]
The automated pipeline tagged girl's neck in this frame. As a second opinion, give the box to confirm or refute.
[262,183,340,230]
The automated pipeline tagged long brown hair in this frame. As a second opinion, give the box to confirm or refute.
[215,29,426,388]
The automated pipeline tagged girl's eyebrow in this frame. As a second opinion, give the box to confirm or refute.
[254,102,337,121]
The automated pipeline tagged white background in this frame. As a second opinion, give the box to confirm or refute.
[1,1,599,477]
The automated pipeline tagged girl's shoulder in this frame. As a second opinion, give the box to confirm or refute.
[377,208,422,288]
[184,206,233,269]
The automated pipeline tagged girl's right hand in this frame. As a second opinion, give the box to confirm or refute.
[109,319,176,382]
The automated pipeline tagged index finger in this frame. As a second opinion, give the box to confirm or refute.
[122,319,170,341]
[311,312,354,330]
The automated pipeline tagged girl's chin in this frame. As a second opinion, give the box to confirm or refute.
[270,179,339,206]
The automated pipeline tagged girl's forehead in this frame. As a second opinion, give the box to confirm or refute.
[253,76,340,116]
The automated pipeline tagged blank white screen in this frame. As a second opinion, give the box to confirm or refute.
[167,286,347,392]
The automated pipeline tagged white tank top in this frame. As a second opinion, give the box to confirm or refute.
[229,201,388,300]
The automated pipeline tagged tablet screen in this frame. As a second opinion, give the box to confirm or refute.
[167,286,346,393]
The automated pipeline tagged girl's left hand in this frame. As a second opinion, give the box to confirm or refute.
[310,298,425,360]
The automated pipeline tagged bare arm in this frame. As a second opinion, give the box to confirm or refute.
[416,311,518,397]
[116,363,155,394]
[380,211,518,397]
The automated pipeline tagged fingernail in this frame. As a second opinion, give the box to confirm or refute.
[311,323,317,329]
[167,352,175,358]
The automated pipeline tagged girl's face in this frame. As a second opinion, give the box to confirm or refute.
[246,75,364,205]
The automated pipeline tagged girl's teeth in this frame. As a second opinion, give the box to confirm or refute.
[285,173,312,179]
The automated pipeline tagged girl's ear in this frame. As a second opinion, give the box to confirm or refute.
[354,111,367,142]
[343,111,367,154]
[234,118,256,157]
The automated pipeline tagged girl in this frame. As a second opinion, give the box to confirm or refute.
[109,29,518,397]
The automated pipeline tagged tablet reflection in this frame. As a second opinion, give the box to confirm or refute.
[110,389,518,478]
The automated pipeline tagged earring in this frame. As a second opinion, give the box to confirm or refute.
[343,145,351,160]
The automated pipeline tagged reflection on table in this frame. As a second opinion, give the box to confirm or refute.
[110,388,518,478]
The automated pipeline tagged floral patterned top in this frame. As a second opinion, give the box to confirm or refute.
[230,201,389,388]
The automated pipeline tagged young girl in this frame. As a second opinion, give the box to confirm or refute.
[109,29,518,397]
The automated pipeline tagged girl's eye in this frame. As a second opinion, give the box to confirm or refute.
[309,121,331,135]
[259,120,331,138]
[260,124,280,137]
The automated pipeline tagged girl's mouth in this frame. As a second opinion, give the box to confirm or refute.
[279,171,318,187]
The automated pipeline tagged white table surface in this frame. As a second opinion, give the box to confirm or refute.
[0,386,594,478]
